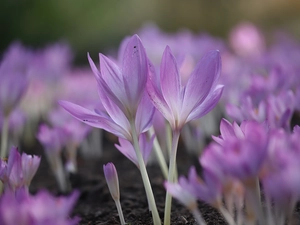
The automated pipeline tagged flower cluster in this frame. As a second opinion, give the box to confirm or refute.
[1,21,300,225]
[0,188,79,225]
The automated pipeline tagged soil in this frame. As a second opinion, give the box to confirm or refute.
[29,136,226,225]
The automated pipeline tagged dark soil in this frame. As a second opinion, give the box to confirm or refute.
[29,137,226,225]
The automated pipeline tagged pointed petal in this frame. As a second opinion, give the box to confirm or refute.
[122,34,148,109]
[182,51,221,120]
[186,85,224,122]
[99,93,131,135]
[219,119,235,139]
[115,138,138,166]
[59,100,130,139]
[117,36,130,64]
[146,62,174,127]
[233,122,245,139]
[160,46,181,116]
[99,54,126,105]
[87,53,101,78]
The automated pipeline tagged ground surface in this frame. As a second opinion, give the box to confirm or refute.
[30,137,226,225]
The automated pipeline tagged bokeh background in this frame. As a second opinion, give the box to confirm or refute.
[1,0,300,63]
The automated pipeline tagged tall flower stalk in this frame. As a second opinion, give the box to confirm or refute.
[59,35,161,225]
[147,46,223,225]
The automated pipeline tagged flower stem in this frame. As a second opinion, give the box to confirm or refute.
[191,208,207,225]
[218,206,236,225]
[244,177,264,225]
[148,127,168,179]
[164,130,180,225]
[115,200,126,225]
[0,115,9,159]
[130,120,161,225]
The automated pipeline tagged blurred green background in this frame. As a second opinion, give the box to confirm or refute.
[1,0,300,64]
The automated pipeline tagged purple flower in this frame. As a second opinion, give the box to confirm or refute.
[0,43,30,116]
[36,124,69,192]
[229,22,265,58]
[103,163,120,201]
[0,188,79,225]
[147,46,223,131]
[0,147,40,192]
[164,179,198,211]
[29,42,72,82]
[179,166,222,207]
[261,129,300,208]
[59,35,155,141]
[203,120,268,180]
[115,133,154,167]
[36,124,67,153]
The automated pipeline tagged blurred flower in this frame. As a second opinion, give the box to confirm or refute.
[229,22,265,58]
[0,147,40,192]
[36,124,69,192]
[0,42,30,117]
[0,188,79,225]
[261,129,300,212]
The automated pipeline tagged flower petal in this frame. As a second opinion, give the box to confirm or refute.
[99,54,127,105]
[87,53,101,78]
[182,50,221,120]
[146,62,174,126]
[122,34,148,109]
[160,46,181,117]
[135,92,155,134]
[219,119,235,139]
[186,85,224,122]
[59,100,130,139]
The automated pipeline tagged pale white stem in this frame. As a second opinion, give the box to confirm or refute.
[165,122,172,159]
[148,127,168,179]
[266,197,275,225]
[45,150,69,192]
[244,178,265,225]
[65,144,78,173]
[219,206,237,225]
[130,120,161,225]
[191,208,207,225]
[115,200,126,225]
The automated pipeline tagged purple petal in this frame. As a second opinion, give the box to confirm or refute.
[186,85,224,122]
[135,92,155,134]
[182,50,221,120]
[59,100,130,139]
[98,94,131,136]
[122,34,148,109]
[219,119,235,139]
[146,62,174,126]
[99,54,127,105]
[87,53,101,78]
[160,46,182,116]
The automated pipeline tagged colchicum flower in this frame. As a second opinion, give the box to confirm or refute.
[147,46,224,131]
[103,163,126,225]
[59,34,161,225]
[36,124,69,192]
[0,147,40,193]
[0,188,79,225]
[59,34,155,141]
